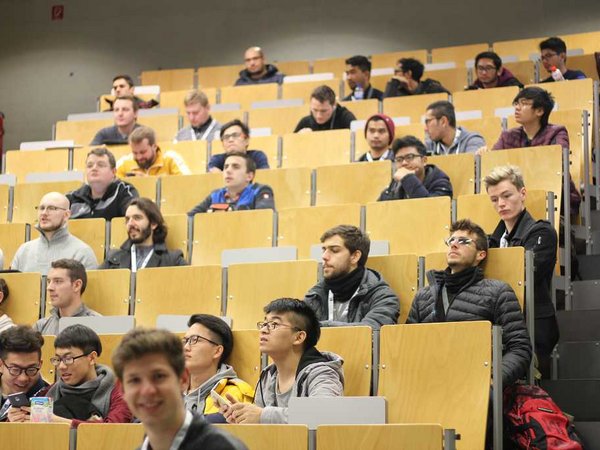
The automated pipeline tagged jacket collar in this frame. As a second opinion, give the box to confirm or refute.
[34,224,70,242]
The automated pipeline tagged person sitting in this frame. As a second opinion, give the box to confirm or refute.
[235,47,285,85]
[104,74,158,111]
[294,85,356,133]
[100,198,187,270]
[90,95,141,145]
[356,114,395,162]
[539,37,586,83]
[174,90,222,142]
[0,279,14,333]
[467,51,523,90]
[222,298,344,424]
[342,55,384,101]
[188,152,274,215]
[384,58,449,98]
[378,136,453,201]
[208,120,269,172]
[183,314,254,422]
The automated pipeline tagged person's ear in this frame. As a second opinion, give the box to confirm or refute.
[180,367,190,393]
[350,250,362,266]
[475,249,487,265]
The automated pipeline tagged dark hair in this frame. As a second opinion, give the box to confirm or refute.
[127,197,168,244]
[474,51,502,70]
[112,328,185,380]
[87,147,117,169]
[50,259,87,295]
[220,119,250,139]
[450,219,489,253]
[114,95,139,112]
[392,135,427,157]
[398,58,424,82]
[112,74,135,87]
[0,278,9,305]
[187,314,233,365]
[264,298,320,349]
[513,87,555,127]
[310,85,336,105]
[539,37,567,55]
[0,326,44,359]
[426,100,456,128]
[55,324,102,356]
[345,55,371,73]
[224,151,257,174]
[320,224,370,267]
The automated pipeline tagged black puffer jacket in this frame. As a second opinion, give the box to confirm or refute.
[377,164,453,201]
[407,267,532,387]
[99,241,187,269]
[67,180,138,221]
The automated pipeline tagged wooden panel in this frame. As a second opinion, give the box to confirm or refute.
[429,67,470,93]
[160,172,223,215]
[1,271,42,326]
[77,423,145,450]
[563,31,600,54]
[281,129,351,169]
[281,79,342,101]
[452,86,519,118]
[0,423,71,450]
[160,88,218,117]
[568,54,600,82]
[159,140,208,174]
[371,49,429,69]
[211,109,245,125]
[12,180,82,224]
[527,78,594,117]
[383,93,448,124]
[214,424,309,450]
[0,223,28,270]
[124,176,159,202]
[231,329,262,387]
[197,64,241,88]
[431,42,490,65]
[0,183,9,223]
[317,424,444,450]
[221,84,279,110]
[141,68,195,91]
[274,60,311,76]
[5,149,70,183]
[41,334,56,382]
[81,269,131,316]
[247,105,307,136]
[458,117,503,148]
[96,333,127,368]
[312,57,349,78]
[254,167,312,210]
[503,60,536,85]
[493,37,545,61]
[339,98,379,120]
[427,153,475,197]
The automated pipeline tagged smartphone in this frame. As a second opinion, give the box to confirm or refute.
[210,390,231,408]
[7,392,29,408]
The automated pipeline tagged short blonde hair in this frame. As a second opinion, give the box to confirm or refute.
[483,165,525,191]
[129,126,156,146]
[183,90,209,107]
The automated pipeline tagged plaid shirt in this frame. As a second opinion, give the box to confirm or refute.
[492,124,569,150]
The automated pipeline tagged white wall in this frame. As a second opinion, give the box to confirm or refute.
[1,0,599,149]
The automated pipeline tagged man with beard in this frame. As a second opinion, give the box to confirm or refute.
[11,192,97,275]
[116,126,190,178]
[303,225,399,331]
[342,56,384,101]
[356,114,395,162]
[100,197,187,270]
[234,47,285,86]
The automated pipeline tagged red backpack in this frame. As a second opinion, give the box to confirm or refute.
[504,384,584,449]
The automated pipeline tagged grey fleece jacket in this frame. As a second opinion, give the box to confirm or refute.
[184,364,238,413]
[425,126,486,155]
[255,349,344,424]
[304,268,400,330]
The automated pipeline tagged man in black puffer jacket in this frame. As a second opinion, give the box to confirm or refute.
[407,219,532,387]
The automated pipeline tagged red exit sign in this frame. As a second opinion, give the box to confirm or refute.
[51,5,64,21]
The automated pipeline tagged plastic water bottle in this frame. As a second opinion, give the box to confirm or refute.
[354,84,364,100]
[550,66,564,81]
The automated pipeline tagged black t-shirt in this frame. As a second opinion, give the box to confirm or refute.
[294,105,356,132]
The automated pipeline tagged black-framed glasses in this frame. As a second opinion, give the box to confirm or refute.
[257,321,302,332]
[50,353,90,367]
[445,236,474,247]
[476,65,496,72]
[221,132,243,141]
[182,335,220,347]
[540,52,558,61]
[1,361,41,377]
[35,205,68,213]
[394,154,423,164]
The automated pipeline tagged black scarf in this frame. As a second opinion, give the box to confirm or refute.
[324,266,365,303]
[434,266,483,321]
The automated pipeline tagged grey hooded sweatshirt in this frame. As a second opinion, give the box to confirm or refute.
[184,364,242,414]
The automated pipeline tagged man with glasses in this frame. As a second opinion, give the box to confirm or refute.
[182,314,254,422]
[235,46,284,86]
[407,219,532,388]
[1,326,48,422]
[208,120,269,172]
[467,51,523,90]
[9,324,131,425]
[33,259,101,335]
[378,135,453,201]
[222,298,344,424]
[10,193,97,274]
[539,37,586,83]
[424,101,485,155]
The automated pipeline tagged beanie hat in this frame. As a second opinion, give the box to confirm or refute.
[364,114,395,144]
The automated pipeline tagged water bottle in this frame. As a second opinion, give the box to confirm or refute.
[550,66,564,82]
[354,84,364,100]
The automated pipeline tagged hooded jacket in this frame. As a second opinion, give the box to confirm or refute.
[235,64,284,85]
[378,164,453,201]
[467,67,524,90]
[384,78,450,98]
[425,126,486,155]
[67,179,139,221]
[255,348,344,424]
[99,240,187,269]
[304,268,399,330]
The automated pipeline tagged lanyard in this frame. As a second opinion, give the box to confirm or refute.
[327,287,360,321]
[131,244,154,273]
[365,149,390,162]
[191,119,216,141]
[141,409,193,450]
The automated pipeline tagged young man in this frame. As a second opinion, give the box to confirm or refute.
[100,198,187,270]
[106,75,158,111]
[183,314,254,420]
[222,298,344,424]
[1,326,48,422]
[378,135,453,201]
[235,46,284,86]
[294,85,356,133]
[188,152,274,215]
[208,119,269,172]
[342,55,384,101]
[384,58,449,98]
[7,325,132,426]
[91,96,142,145]
[68,147,139,221]
[424,101,485,155]
[356,114,395,162]
[174,90,222,142]
[484,165,558,378]
[116,126,190,178]
[304,225,399,330]
[33,259,101,335]
[112,328,247,450]
[539,37,586,83]
[11,192,97,274]
[407,219,532,387]
[467,51,523,90]
[0,278,14,333]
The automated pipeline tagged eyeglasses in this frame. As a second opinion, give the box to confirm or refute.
[540,52,558,61]
[181,335,220,347]
[512,100,535,108]
[445,236,474,247]
[394,154,423,164]
[256,321,302,332]
[423,117,438,125]
[35,205,68,213]
[50,353,90,367]
[476,65,497,72]
[1,361,41,377]
[222,132,243,141]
